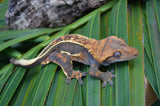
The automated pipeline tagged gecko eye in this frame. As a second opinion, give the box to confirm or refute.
[114,51,121,57]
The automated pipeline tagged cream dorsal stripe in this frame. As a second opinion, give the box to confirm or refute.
[12,40,88,66]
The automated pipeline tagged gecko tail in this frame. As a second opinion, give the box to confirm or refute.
[10,58,40,67]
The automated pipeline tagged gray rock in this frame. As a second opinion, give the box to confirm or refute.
[5,0,106,29]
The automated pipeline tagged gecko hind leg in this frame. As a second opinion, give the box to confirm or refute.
[89,64,115,88]
[48,52,87,85]
[70,70,88,85]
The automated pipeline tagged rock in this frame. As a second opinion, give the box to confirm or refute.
[5,0,106,29]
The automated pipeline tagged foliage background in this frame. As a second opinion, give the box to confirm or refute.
[0,0,160,105]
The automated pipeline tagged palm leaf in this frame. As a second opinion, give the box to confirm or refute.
[128,2,144,105]
[1,0,160,105]
[0,0,8,29]
[109,1,130,105]
[144,0,160,100]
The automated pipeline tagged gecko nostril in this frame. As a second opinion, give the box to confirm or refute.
[134,49,139,57]
[134,51,138,56]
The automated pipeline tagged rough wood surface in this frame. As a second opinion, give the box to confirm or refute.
[5,0,107,29]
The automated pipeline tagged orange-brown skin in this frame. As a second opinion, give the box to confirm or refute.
[10,34,138,87]
[47,35,138,63]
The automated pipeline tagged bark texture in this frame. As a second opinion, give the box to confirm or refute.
[5,0,107,29]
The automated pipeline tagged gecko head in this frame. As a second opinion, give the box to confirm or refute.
[101,36,139,66]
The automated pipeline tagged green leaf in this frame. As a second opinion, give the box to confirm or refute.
[0,49,40,105]
[0,28,62,51]
[144,50,159,99]
[145,0,160,99]
[23,64,56,105]
[0,1,149,105]
[0,67,26,105]
[101,9,115,106]
[0,0,9,29]
[109,1,130,105]
[128,2,145,105]
[153,0,160,31]
[10,66,42,105]
[0,64,14,92]
[83,11,100,106]
[0,29,50,41]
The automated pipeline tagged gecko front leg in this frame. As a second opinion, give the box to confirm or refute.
[48,52,87,85]
[89,64,115,87]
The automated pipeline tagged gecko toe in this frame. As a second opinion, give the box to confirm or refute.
[78,78,83,85]
[102,81,107,88]
[109,80,113,86]
[66,78,71,84]
[111,69,114,74]
[70,70,86,85]
[101,70,115,87]
[112,74,116,78]
[82,72,88,76]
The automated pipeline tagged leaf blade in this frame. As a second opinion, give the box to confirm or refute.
[109,1,130,105]
[146,0,160,98]
[128,2,145,105]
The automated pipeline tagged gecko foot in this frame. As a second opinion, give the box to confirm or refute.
[101,70,115,88]
[66,71,88,85]
[102,80,113,87]
[72,71,88,85]
[66,78,71,84]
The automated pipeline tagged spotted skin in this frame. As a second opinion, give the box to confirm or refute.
[48,52,88,85]
[10,34,139,87]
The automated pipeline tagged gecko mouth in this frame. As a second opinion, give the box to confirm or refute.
[109,55,138,64]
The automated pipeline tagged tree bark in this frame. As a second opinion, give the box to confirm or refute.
[5,0,107,29]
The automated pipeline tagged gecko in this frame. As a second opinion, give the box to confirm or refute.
[10,34,138,87]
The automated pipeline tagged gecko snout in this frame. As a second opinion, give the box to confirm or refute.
[133,49,139,57]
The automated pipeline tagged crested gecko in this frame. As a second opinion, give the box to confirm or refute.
[10,34,138,87]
